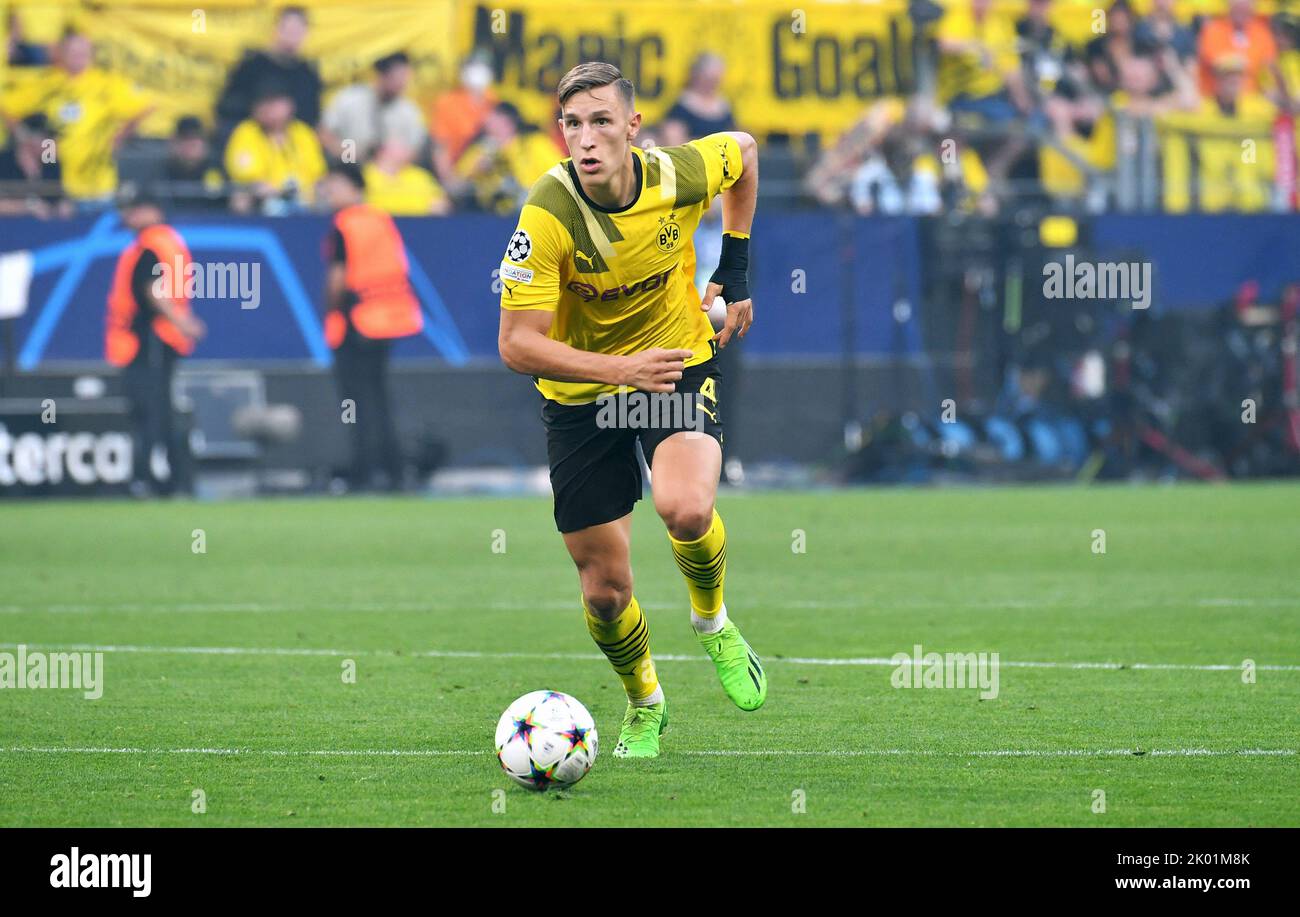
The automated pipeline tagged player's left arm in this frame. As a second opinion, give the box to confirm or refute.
[704,130,758,347]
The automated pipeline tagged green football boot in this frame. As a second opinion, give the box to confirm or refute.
[612,698,668,758]
[697,614,767,711]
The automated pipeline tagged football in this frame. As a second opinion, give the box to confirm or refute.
[494,690,598,791]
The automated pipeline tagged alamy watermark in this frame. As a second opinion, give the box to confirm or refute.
[153,256,261,309]
[1043,254,1152,310]
[0,645,104,699]
[50,847,150,897]
[595,390,709,433]
[890,644,1000,700]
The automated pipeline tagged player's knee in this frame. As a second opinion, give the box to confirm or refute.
[659,500,714,541]
[582,582,632,620]
[578,565,633,620]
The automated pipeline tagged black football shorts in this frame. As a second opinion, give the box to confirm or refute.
[541,355,724,534]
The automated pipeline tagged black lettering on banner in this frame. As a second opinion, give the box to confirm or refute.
[851,35,882,97]
[535,32,567,91]
[475,5,665,101]
[772,19,801,98]
[474,6,528,86]
[575,33,608,70]
[772,14,917,101]
[635,35,665,97]
[812,35,840,98]
[890,17,913,94]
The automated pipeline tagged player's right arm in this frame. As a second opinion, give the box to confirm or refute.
[496,202,690,392]
[498,308,691,393]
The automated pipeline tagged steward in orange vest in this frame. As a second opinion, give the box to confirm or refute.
[322,198,422,347]
[321,163,423,491]
[106,212,202,366]
[105,191,205,495]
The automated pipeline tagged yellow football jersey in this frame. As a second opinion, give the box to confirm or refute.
[499,132,743,404]
[0,67,151,200]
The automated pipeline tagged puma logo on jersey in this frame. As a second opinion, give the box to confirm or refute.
[574,249,597,269]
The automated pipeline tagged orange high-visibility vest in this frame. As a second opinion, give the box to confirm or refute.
[325,203,422,348]
[105,224,196,367]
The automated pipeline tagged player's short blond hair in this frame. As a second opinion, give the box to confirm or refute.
[556,62,635,111]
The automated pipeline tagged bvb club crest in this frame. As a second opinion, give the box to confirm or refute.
[656,213,681,253]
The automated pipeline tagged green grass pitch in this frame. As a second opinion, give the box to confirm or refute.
[1,484,1297,826]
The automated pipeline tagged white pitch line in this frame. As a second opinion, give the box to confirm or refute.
[2,597,1297,614]
[2,642,1298,672]
[0,746,480,757]
[0,746,1292,759]
[680,748,1298,758]
[0,601,467,615]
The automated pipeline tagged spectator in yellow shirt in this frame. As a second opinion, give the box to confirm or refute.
[456,102,562,214]
[936,0,1039,190]
[363,139,450,216]
[936,0,1033,124]
[224,82,326,213]
[0,30,153,202]
[1160,55,1277,212]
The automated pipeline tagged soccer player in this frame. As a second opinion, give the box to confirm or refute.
[497,62,765,758]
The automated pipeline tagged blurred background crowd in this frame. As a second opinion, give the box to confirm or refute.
[1,1,1298,497]
[2,0,1299,217]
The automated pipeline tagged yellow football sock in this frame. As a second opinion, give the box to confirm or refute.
[584,595,660,703]
[668,508,726,615]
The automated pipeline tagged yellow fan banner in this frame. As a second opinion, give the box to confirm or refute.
[1,0,1283,140]
[4,1,459,137]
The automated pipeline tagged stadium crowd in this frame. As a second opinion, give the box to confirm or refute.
[1,1,1298,217]
[0,5,746,218]
[807,0,1300,214]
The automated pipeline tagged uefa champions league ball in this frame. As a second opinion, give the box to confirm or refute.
[495,690,598,791]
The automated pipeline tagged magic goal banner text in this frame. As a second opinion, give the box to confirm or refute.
[464,0,920,140]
